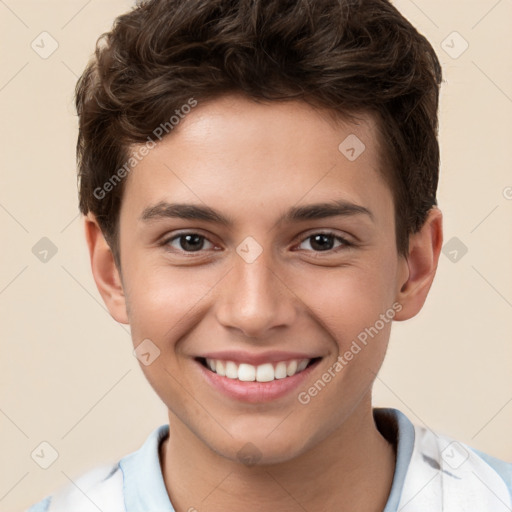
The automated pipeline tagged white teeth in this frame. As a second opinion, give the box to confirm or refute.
[225,361,238,379]
[256,363,274,382]
[274,361,288,379]
[238,363,256,381]
[297,359,308,372]
[204,358,312,381]
[286,360,298,376]
[216,360,226,377]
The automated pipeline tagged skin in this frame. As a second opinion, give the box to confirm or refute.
[85,94,443,512]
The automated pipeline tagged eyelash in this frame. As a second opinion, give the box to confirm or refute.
[160,231,353,255]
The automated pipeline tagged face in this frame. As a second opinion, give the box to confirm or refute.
[114,95,409,463]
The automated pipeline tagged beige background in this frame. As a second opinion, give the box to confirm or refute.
[1,0,511,510]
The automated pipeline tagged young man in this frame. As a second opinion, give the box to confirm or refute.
[27,0,511,511]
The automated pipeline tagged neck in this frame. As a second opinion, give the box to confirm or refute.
[160,396,396,512]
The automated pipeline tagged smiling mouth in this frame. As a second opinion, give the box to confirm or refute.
[196,357,322,383]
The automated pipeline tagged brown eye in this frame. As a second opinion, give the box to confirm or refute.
[165,233,214,252]
[297,232,351,252]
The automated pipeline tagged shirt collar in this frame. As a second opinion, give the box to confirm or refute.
[375,408,416,512]
[120,422,174,511]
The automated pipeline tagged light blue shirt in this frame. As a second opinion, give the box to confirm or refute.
[26,408,512,511]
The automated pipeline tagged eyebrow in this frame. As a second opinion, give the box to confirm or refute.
[139,199,374,227]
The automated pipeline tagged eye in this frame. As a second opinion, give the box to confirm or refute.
[296,232,352,252]
[164,233,216,252]
[160,231,352,255]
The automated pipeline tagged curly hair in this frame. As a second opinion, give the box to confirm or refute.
[75,0,442,266]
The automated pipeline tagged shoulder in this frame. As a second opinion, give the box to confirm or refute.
[415,425,512,488]
[468,445,512,494]
[24,424,170,512]
[25,463,124,512]
[403,424,512,510]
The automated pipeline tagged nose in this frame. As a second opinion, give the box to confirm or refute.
[215,249,298,339]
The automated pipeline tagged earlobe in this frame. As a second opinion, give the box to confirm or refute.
[394,207,443,321]
[84,214,129,324]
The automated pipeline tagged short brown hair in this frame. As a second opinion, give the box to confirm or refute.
[76,0,442,266]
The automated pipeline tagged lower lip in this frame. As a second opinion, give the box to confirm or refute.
[196,359,321,403]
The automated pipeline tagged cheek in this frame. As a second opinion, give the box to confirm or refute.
[292,265,396,419]
[123,262,215,346]
[122,265,204,409]
[292,261,397,346]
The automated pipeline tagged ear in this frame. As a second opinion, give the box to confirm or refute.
[84,214,129,324]
[394,207,443,321]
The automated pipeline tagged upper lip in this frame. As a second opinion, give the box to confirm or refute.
[197,350,322,366]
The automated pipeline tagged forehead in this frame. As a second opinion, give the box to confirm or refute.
[120,95,391,224]
[166,95,382,165]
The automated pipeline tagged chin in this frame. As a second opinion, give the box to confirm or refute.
[211,429,313,467]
